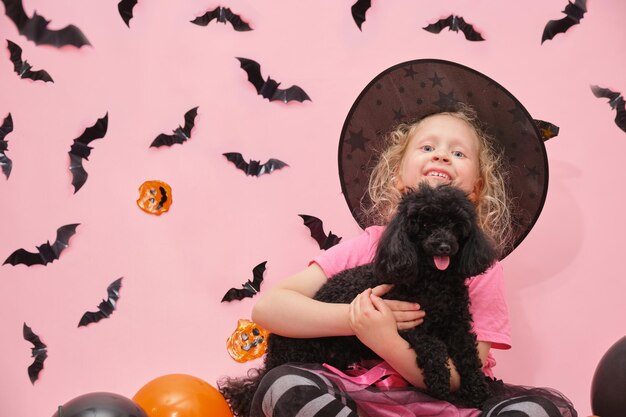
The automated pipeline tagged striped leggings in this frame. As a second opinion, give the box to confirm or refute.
[250,364,359,417]
[250,364,573,417]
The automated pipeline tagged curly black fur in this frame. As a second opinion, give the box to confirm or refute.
[219,183,498,415]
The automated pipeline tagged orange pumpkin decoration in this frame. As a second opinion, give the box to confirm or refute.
[137,180,172,215]
[227,319,269,363]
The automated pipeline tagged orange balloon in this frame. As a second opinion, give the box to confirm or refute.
[133,374,232,417]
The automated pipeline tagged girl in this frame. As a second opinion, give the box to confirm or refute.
[233,60,577,417]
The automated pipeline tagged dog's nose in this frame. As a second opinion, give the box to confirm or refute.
[437,243,451,255]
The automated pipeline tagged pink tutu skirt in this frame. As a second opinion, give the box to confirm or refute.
[290,361,577,417]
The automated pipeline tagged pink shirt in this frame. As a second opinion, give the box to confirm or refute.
[312,225,511,377]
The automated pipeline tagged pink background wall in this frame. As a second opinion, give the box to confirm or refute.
[1,1,624,416]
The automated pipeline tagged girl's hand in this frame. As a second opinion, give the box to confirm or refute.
[371,284,425,330]
[349,286,423,353]
[349,288,397,350]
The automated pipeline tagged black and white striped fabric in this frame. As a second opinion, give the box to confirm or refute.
[482,395,564,417]
[249,365,576,417]
[250,364,359,417]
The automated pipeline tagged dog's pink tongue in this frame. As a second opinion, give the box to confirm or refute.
[434,256,450,270]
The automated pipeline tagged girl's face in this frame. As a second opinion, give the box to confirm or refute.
[396,114,481,196]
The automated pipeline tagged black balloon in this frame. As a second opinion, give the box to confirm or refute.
[51,392,147,417]
[591,335,626,417]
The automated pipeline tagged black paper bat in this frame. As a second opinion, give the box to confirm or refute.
[118,0,138,27]
[534,119,560,141]
[191,7,252,31]
[0,113,14,179]
[221,261,266,302]
[541,0,587,44]
[223,152,288,176]
[23,323,47,384]
[236,57,311,103]
[4,223,79,266]
[69,114,108,193]
[7,40,53,82]
[351,0,371,30]
[2,0,91,47]
[423,15,485,41]
[78,277,123,327]
[298,214,342,250]
[150,107,198,148]
[591,85,626,133]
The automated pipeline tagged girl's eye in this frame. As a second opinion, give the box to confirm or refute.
[421,145,434,152]
[452,150,465,158]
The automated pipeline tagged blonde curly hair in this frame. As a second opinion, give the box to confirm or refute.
[363,104,513,255]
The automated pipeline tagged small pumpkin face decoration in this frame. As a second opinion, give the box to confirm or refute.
[137,180,172,215]
[226,319,269,363]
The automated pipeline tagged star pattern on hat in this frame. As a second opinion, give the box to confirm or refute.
[432,90,459,110]
[345,129,369,152]
[429,72,445,87]
[526,166,541,179]
[392,108,405,121]
[509,106,527,124]
[403,66,418,80]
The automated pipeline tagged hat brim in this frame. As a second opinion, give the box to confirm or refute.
[338,59,548,259]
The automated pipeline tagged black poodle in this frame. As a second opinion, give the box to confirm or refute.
[220,183,498,415]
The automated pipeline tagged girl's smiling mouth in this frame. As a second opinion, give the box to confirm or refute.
[424,169,452,181]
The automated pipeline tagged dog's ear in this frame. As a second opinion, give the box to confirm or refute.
[457,221,498,278]
[373,206,419,283]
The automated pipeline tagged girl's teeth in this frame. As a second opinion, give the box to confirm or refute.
[428,172,450,179]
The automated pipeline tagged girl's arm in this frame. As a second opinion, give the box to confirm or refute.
[351,290,491,391]
[252,264,425,338]
[252,264,352,337]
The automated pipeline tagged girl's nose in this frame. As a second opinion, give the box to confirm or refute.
[432,150,450,162]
